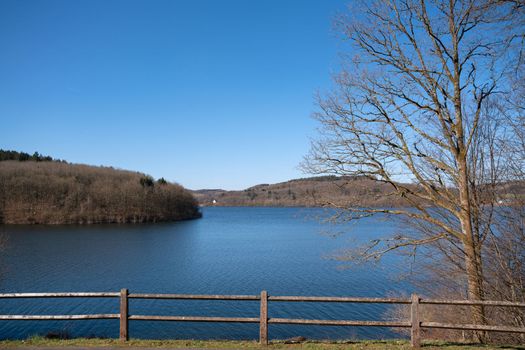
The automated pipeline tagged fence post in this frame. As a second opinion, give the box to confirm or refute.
[411,293,420,348]
[120,288,129,341]
[259,290,268,345]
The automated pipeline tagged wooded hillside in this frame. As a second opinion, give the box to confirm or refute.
[193,176,525,208]
[0,159,201,224]
[192,176,418,207]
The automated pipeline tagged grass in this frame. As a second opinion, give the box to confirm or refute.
[1,337,524,349]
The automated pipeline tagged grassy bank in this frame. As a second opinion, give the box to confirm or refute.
[1,338,524,349]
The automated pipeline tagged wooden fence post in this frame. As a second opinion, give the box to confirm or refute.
[259,290,268,345]
[120,288,129,341]
[411,293,420,348]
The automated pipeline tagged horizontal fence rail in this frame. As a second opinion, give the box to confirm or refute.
[128,315,260,323]
[267,296,411,303]
[1,290,524,348]
[268,318,411,327]
[419,299,525,307]
[0,292,120,298]
[0,314,119,320]
[129,293,260,300]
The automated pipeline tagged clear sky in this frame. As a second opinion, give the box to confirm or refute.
[0,0,346,190]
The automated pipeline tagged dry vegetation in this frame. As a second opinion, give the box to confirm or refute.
[0,160,201,224]
[192,176,417,207]
[1,337,523,350]
[192,176,523,208]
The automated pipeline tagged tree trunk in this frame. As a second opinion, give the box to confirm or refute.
[463,235,487,342]
[458,157,487,343]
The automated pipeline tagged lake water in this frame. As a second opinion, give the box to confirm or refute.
[0,207,413,341]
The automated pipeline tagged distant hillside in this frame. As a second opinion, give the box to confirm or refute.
[0,154,201,224]
[194,176,525,208]
[192,176,417,207]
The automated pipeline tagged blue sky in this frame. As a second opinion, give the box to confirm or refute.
[0,0,346,190]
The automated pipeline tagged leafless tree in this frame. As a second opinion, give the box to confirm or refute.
[304,0,524,341]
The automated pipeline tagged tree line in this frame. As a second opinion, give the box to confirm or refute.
[0,149,58,162]
[0,157,201,224]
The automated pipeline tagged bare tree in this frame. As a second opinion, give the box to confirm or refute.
[304,0,524,341]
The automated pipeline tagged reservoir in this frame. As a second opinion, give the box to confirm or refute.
[0,207,413,340]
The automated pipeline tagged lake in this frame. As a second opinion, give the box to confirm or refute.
[0,207,413,340]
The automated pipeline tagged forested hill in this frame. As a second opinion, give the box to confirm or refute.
[192,176,416,207]
[0,151,201,224]
[193,176,525,208]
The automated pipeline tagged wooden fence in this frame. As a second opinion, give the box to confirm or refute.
[1,290,524,348]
